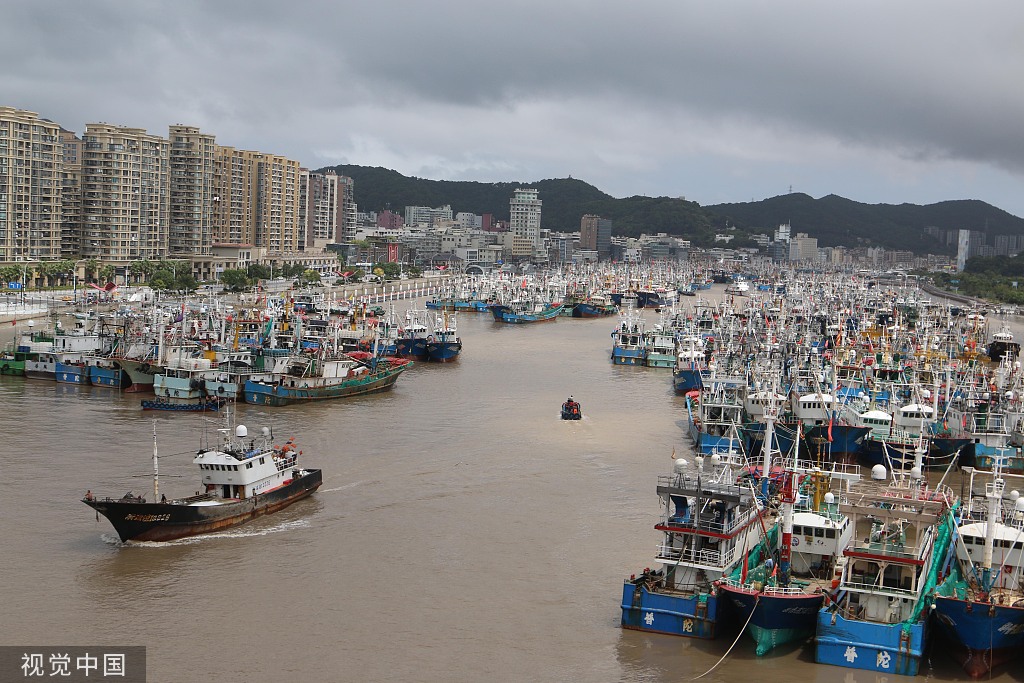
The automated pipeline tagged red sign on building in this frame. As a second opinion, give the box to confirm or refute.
[387,243,399,263]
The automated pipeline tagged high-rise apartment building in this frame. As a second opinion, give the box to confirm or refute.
[509,188,541,249]
[338,175,357,243]
[580,214,612,257]
[0,107,62,262]
[80,123,169,261]
[168,125,216,256]
[211,146,302,253]
[305,170,341,248]
[59,127,83,259]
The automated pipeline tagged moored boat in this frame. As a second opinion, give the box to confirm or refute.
[815,461,957,676]
[932,457,1024,678]
[426,312,462,362]
[242,353,412,406]
[488,299,563,324]
[622,449,771,639]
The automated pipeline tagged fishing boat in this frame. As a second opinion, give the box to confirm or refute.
[82,421,322,542]
[986,324,1020,364]
[395,309,431,360]
[672,335,706,394]
[610,307,646,366]
[932,457,1024,678]
[561,397,582,420]
[426,312,462,362]
[621,449,771,639]
[815,455,957,676]
[643,325,677,368]
[571,293,618,318]
[488,298,563,324]
[717,420,857,656]
[242,353,412,406]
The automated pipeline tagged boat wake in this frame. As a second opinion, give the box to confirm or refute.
[100,519,312,547]
[320,480,368,493]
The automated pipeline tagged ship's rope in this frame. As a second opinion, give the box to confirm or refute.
[692,594,759,680]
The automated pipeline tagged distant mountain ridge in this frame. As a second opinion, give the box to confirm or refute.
[320,164,1024,254]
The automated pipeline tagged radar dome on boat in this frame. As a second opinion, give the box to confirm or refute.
[235,425,248,438]
[910,465,923,480]
[710,453,722,464]
[261,427,271,437]
[824,492,835,504]
[673,459,688,474]
[870,464,887,480]
[1016,497,1024,513]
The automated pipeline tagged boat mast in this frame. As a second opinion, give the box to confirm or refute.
[779,422,800,587]
[152,420,159,501]
[981,454,1005,594]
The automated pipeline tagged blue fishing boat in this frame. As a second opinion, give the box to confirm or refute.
[815,461,956,676]
[610,308,645,366]
[672,335,705,393]
[622,450,771,639]
[717,420,856,656]
[426,312,462,362]
[395,309,430,360]
[488,299,563,324]
[932,457,1024,679]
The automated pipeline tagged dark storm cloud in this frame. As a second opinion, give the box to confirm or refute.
[3,1,1023,214]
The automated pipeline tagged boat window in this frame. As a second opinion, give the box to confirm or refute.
[793,525,802,536]
[825,529,836,539]
[815,527,825,538]
[246,462,253,469]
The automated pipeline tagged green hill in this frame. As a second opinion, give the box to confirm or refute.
[319,165,1024,254]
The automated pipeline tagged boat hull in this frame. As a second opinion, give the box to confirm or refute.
[815,605,926,675]
[114,358,160,393]
[719,585,823,655]
[394,337,429,360]
[55,361,88,384]
[83,469,322,542]
[620,583,723,639]
[488,303,563,323]
[932,596,1024,678]
[242,362,408,406]
[426,340,461,362]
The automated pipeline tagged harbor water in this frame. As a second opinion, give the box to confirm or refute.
[0,289,1018,682]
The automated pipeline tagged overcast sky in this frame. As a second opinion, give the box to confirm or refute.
[5,1,1024,217]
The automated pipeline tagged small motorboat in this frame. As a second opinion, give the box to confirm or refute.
[561,396,582,420]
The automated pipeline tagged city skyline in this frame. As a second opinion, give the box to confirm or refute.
[2,2,1023,218]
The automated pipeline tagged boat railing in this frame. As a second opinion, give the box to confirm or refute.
[717,576,812,596]
[840,574,918,598]
[656,544,731,568]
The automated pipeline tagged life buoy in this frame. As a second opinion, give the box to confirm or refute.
[1004,564,1013,574]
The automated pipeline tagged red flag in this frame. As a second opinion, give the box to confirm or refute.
[828,417,834,443]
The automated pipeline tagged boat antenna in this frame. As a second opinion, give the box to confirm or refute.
[152,420,159,501]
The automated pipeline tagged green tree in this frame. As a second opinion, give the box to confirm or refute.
[247,263,272,280]
[298,269,322,286]
[220,268,251,292]
[99,265,115,283]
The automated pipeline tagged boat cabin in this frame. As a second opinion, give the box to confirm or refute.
[194,425,299,499]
